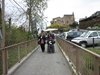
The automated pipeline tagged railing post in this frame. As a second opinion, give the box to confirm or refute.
[2,49,8,75]
[92,38,94,48]
[29,41,31,51]
[31,40,34,50]
[18,45,21,62]
[1,0,7,74]
[25,43,28,54]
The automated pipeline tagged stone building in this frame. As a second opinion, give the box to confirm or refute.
[79,11,100,29]
[51,17,63,25]
[51,13,75,27]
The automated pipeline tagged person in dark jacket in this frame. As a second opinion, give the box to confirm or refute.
[47,31,55,53]
[38,30,46,52]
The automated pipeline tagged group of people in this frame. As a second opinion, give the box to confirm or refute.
[38,30,55,53]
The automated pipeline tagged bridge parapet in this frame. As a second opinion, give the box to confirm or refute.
[57,37,100,75]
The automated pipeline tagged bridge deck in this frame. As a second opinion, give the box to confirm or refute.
[12,43,72,75]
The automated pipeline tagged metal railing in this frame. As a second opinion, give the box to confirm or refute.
[57,37,100,75]
[0,39,38,75]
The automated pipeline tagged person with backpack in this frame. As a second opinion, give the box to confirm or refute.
[38,30,46,52]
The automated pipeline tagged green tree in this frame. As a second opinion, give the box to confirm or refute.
[24,0,48,34]
[94,23,100,28]
[69,22,78,28]
[48,23,70,32]
[48,23,65,28]
[5,24,33,46]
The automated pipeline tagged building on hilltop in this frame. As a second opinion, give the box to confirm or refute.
[50,13,75,27]
[79,11,100,29]
[63,13,75,26]
[51,17,63,25]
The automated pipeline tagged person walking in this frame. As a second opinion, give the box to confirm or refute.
[38,30,46,52]
[47,31,55,53]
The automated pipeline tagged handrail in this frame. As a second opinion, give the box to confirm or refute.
[0,39,34,51]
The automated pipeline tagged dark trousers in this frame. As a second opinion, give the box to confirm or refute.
[40,44,45,52]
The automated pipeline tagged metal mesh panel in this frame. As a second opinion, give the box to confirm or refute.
[8,46,18,69]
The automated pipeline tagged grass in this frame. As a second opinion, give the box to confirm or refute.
[81,47,100,74]
[87,47,100,55]
[8,47,18,69]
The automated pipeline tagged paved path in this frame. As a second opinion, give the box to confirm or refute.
[12,43,72,75]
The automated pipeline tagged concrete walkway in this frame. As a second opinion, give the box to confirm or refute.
[12,43,72,75]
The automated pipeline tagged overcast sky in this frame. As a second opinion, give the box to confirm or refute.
[5,0,100,26]
[44,0,100,25]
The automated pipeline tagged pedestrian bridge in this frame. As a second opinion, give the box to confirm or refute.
[0,37,100,75]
